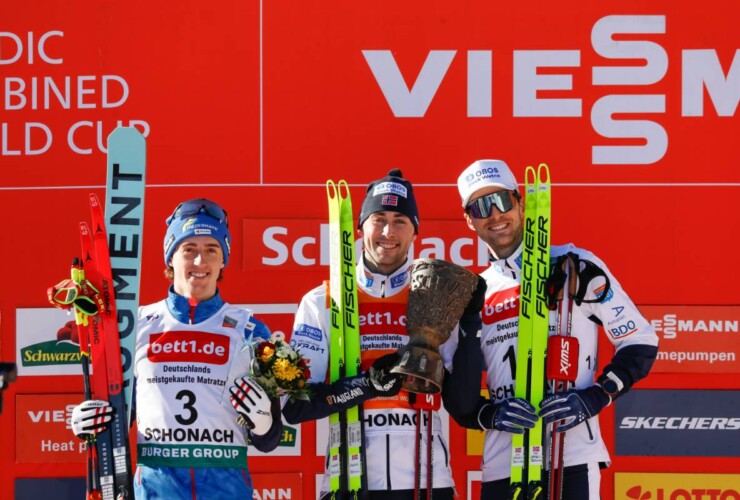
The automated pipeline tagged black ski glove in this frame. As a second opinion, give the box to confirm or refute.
[365,352,404,397]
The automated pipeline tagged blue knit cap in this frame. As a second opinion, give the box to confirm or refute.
[163,199,231,267]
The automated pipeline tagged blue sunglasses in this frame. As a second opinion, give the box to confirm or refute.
[166,199,229,226]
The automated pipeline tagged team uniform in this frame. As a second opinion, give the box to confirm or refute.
[133,288,280,499]
[474,243,659,496]
[282,258,475,497]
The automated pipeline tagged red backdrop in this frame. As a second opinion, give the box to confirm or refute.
[1,1,738,498]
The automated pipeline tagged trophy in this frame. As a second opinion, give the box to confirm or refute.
[391,258,479,394]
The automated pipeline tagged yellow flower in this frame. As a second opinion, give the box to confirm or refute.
[260,345,275,363]
[273,358,302,381]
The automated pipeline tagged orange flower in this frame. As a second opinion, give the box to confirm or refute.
[260,345,275,362]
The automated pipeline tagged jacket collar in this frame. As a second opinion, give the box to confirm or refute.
[490,243,524,281]
[356,255,412,298]
[166,286,225,324]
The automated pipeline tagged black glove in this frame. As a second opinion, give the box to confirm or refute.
[460,276,487,338]
[539,386,611,432]
[365,353,404,397]
[478,398,538,434]
[463,276,487,317]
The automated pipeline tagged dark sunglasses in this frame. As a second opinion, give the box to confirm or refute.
[466,191,516,219]
[166,199,229,226]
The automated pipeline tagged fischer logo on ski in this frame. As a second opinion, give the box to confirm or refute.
[327,180,365,499]
[510,163,550,500]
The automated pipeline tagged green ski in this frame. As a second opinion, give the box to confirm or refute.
[510,163,551,500]
[327,180,365,499]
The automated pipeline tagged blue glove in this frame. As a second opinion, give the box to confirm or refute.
[478,398,538,434]
[539,386,611,432]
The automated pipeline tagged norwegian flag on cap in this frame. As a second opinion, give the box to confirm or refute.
[381,194,398,206]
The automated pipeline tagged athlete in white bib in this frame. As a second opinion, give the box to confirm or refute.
[71,199,283,499]
[452,160,659,499]
[282,170,486,500]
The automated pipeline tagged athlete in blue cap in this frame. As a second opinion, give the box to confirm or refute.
[71,198,282,499]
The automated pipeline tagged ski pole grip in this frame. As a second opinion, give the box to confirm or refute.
[546,336,579,382]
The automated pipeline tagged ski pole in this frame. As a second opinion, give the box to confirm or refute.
[71,258,103,500]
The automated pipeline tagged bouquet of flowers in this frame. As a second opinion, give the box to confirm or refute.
[250,336,311,401]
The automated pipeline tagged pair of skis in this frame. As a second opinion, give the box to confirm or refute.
[67,127,146,500]
[510,164,550,500]
[326,180,365,499]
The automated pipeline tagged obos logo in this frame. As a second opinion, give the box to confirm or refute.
[467,166,500,183]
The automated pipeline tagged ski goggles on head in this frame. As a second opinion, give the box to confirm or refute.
[466,191,516,219]
[166,199,229,227]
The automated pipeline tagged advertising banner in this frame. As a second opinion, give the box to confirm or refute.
[16,393,85,464]
[643,305,739,374]
[615,390,740,457]
[615,472,740,500]
[251,472,302,500]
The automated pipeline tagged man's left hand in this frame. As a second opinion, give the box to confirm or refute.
[539,386,610,432]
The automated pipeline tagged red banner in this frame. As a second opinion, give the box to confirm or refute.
[642,306,740,374]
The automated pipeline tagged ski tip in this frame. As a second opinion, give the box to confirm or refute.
[326,180,338,198]
[107,126,145,142]
[524,165,537,188]
[337,180,351,201]
[537,163,550,184]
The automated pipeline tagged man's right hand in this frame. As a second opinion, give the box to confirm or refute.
[71,400,113,439]
[365,353,404,397]
[477,398,538,434]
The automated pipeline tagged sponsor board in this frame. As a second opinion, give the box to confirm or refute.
[243,219,492,271]
[251,473,302,500]
[249,417,302,457]
[616,390,740,457]
[15,478,86,498]
[466,388,488,456]
[15,308,85,376]
[643,305,739,374]
[16,393,86,463]
[467,470,483,500]
[466,425,486,455]
[616,472,740,499]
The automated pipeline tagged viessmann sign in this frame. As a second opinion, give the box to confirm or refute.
[642,306,739,374]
